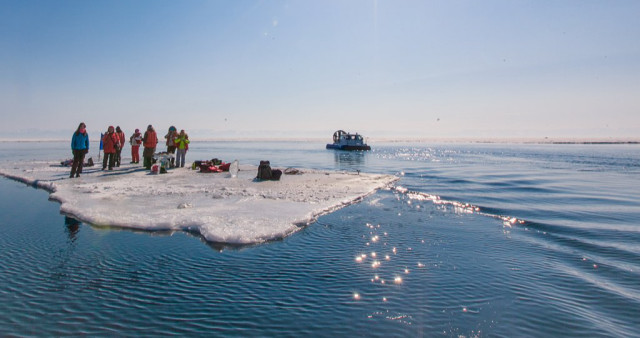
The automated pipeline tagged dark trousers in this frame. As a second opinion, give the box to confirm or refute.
[70,149,86,177]
[102,152,115,170]
[143,147,155,169]
[115,149,122,167]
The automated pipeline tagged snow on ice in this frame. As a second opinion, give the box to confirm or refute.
[0,161,398,244]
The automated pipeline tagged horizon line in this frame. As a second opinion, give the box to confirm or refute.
[1,136,639,144]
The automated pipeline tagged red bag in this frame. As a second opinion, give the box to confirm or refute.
[200,164,222,173]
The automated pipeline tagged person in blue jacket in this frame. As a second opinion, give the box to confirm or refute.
[70,122,89,178]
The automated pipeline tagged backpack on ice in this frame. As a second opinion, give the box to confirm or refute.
[256,160,281,181]
[270,169,282,180]
[257,161,272,180]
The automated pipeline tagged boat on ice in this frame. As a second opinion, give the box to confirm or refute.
[326,130,371,151]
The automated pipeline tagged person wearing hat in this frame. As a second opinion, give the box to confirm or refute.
[129,128,143,164]
[165,126,178,154]
[165,125,178,167]
[102,126,119,170]
[142,125,158,169]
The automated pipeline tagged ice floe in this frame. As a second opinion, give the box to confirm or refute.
[0,161,398,244]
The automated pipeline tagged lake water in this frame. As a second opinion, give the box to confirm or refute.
[1,141,639,336]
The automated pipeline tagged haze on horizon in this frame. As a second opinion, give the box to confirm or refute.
[2,0,639,140]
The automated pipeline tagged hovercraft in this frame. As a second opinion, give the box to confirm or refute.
[326,130,371,151]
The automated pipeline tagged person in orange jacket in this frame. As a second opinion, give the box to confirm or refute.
[102,126,120,170]
[142,124,158,169]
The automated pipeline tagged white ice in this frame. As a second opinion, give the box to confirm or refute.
[0,161,398,244]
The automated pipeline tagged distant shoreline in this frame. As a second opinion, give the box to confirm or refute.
[547,141,639,145]
[0,138,638,145]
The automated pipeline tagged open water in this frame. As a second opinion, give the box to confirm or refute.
[0,141,639,337]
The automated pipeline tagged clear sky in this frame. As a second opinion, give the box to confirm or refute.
[2,0,639,140]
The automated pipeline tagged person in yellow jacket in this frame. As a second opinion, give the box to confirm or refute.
[174,129,190,168]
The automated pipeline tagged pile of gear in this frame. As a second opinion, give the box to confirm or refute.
[150,152,175,174]
[193,158,232,173]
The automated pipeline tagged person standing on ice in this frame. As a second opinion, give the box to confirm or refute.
[129,128,142,164]
[70,122,89,178]
[165,126,178,153]
[115,126,126,167]
[102,126,119,170]
[142,124,158,170]
[164,126,178,166]
[174,129,190,168]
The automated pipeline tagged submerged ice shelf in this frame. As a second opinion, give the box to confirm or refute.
[0,161,398,244]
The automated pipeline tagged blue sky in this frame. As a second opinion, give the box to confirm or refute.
[2,0,639,139]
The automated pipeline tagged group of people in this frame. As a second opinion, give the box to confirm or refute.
[163,126,191,168]
[101,125,126,170]
[69,123,190,178]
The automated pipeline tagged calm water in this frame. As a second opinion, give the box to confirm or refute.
[1,141,639,337]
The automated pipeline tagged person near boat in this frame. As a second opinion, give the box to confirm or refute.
[70,122,89,178]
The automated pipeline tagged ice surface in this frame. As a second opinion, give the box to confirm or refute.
[0,161,397,244]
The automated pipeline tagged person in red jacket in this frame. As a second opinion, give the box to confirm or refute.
[115,126,126,167]
[142,124,158,169]
[102,126,120,170]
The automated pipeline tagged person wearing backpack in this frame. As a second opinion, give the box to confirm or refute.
[129,128,142,164]
[70,122,89,178]
[174,129,190,168]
